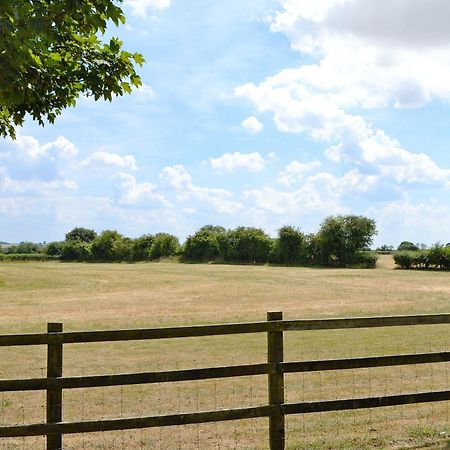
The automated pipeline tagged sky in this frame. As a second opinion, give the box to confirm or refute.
[1,0,450,247]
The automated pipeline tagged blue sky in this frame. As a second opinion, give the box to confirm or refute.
[1,0,450,247]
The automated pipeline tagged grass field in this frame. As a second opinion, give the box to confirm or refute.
[0,256,449,449]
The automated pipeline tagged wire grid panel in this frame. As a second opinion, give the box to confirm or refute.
[60,336,269,450]
[284,325,450,450]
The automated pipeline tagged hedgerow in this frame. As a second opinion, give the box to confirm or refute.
[393,245,450,270]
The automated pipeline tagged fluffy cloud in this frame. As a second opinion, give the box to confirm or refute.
[160,164,242,214]
[0,168,77,195]
[81,151,137,171]
[0,134,79,184]
[368,199,450,246]
[126,0,170,17]
[268,0,450,109]
[134,83,155,102]
[208,152,267,172]
[114,173,171,206]
[241,116,263,134]
[277,160,321,186]
[235,1,450,193]
[2,134,78,160]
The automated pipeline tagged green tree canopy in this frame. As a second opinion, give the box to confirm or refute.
[273,225,306,265]
[316,215,377,266]
[182,225,227,262]
[0,0,144,138]
[65,227,97,243]
[148,233,180,260]
[397,241,419,251]
[224,227,273,264]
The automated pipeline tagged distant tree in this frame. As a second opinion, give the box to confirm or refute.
[132,234,154,261]
[375,244,394,252]
[148,233,181,260]
[5,242,41,254]
[60,240,91,261]
[0,0,144,138]
[91,230,124,261]
[224,227,273,264]
[65,227,97,243]
[270,226,305,265]
[397,241,419,251]
[316,215,377,266]
[45,241,65,257]
[111,236,133,261]
[182,225,226,262]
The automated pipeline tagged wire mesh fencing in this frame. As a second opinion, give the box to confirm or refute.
[0,313,449,449]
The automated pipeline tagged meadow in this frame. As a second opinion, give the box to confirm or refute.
[0,256,449,449]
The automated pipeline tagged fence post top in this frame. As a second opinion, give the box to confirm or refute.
[47,323,63,333]
[267,312,283,321]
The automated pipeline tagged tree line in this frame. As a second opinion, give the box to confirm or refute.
[1,215,378,268]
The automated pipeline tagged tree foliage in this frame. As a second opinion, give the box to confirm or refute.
[90,230,125,261]
[397,241,419,251]
[65,227,97,243]
[0,0,144,138]
[269,225,305,265]
[182,225,226,262]
[148,233,180,260]
[132,234,154,261]
[316,215,377,267]
[223,227,273,264]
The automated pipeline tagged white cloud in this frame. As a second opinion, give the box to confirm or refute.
[4,134,79,160]
[234,1,450,192]
[277,160,321,186]
[242,172,348,216]
[160,164,242,214]
[113,173,171,206]
[40,136,79,158]
[81,151,137,171]
[209,152,267,172]
[241,116,263,134]
[267,0,450,110]
[369,199,450,246]
[126,0,170,17]
[0,168,77,195]
[0,134,79,185]
[160,164,192,189]
[134,83,155,102]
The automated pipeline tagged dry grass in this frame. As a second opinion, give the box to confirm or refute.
[0,258,449,449]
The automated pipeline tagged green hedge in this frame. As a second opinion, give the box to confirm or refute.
[394,246,450,270]
[0,253,59,262]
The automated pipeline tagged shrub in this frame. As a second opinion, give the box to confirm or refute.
[271,226,306,265]
[60,240,92,262]
[182,226,226,262]
[397,241,419,251]
[148,233,181,260]
[0,253,58,262]
[352,252,378,268]
[90,230,125,262]
[65,227,97,243]
[132,235,154,261]
[45,241,65,257]
[393,251,414,269]
[222,227,273,264]
[316,215,377,267]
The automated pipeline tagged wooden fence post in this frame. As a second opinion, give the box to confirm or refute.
[47,323,63,450]
[267,311,285,450]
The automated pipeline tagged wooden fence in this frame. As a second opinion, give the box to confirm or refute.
[0,312,449,450]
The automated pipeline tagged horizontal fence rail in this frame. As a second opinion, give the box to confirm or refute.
[1,391,449,438]
[0,313,449,347]
[0,312,449,449]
